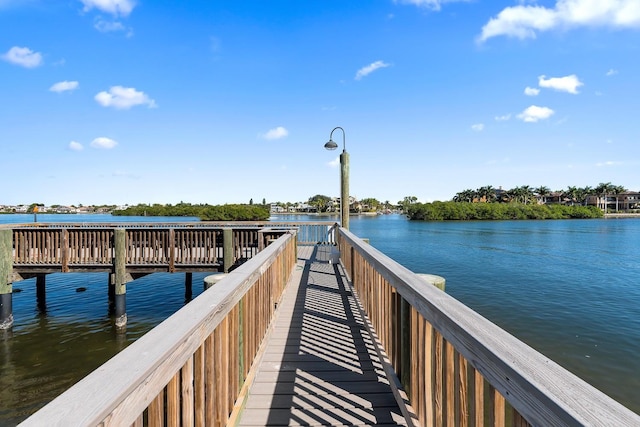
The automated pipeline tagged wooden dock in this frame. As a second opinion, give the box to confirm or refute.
[238,245,412,426]
[17,225,640,427]
[0,223,332,330]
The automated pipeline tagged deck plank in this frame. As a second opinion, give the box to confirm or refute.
[238,245,411,426]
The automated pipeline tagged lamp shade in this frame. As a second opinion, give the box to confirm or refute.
[324,140,338,150]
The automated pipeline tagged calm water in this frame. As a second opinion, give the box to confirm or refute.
[348,214,640,414]
[1,214,639,423]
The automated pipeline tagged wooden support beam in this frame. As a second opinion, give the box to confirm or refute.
[113,228,127,329]
[185,272,193,301]
[0,229,13,329]
[36,274,46,313]
[223,228,233,273]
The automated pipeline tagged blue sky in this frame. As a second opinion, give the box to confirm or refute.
[1,0,639,206]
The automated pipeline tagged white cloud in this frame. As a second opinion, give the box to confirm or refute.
[394,0,470,11]
[69,141,84,151]
[495,113,512,121]
[524,86,540,96]
[471,123,485,131]
[261,126,289,140]
[95,86,157,109]
[538,74,583,94]
[328,157,340,168]
[479,0,640,42]
[517,105,555,122]
[606,68,618,76]
[50,81,79,93]
[94,18,126,33]
[1,46,43,68]
[80,0,135,17]
[90,137,118,149]
[596,160,622,167]
[355,60,391,80]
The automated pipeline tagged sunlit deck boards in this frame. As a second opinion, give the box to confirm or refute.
[238,245,411,427]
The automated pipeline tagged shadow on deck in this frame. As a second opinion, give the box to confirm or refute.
[238,245,413,426]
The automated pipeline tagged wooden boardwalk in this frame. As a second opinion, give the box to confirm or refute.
[238,245,412,426]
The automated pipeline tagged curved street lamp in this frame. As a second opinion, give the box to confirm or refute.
[324,126,349,230]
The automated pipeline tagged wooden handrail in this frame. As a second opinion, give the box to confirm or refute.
[8,223,334,269]
[337,227,640,426]
[19,231,297,426]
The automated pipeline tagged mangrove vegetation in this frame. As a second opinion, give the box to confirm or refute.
[112,203,270,221]
[407,201,603,221]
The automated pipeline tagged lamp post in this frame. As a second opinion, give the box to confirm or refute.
[324,126,349,230]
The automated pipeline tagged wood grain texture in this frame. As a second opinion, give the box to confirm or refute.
[337,228,640,427]
[237,245,412,427]
[19,232,297,427]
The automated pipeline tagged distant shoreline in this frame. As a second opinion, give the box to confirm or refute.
[604,213,640,218]
[270,212,380,217]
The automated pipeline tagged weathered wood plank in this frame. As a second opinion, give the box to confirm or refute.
[338,228,640,427]
[19,233,297,427]
[238,248,411,427]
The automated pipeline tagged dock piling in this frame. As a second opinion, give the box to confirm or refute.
[36,274,46,312]
[0,229,13,329]
[223,228,233,273]
[185,272,193,301]
[113,229,127,329]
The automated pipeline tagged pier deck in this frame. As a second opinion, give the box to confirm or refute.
[238,245,411,426]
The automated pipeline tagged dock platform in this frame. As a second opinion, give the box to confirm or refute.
[238,245,412,426]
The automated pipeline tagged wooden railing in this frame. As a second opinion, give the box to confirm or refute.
[337,227,640,427]
[12,227,230,272]
[8,222,334,273]
[19,231,297,427]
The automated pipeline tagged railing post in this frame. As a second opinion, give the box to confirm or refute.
[113,228,127,329]
[257,230,265,252]
[0,229,13,329]
[168,228,176,273]
[61,229,69,273]
[223,228,233,273]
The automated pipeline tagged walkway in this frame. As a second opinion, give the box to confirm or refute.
[238,245,412,426]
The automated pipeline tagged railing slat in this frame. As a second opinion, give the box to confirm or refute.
[167,373,180,426]
[194,344,205,426]
[148,391,164,427]
[181,357,194,427]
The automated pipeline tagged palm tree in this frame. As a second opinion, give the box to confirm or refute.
[595,182,615,212]
[578,186,594,206]
[503,188,518,203]
[476,186,496,203]
[520,185,534,205]
[534,186,551,204]
[565,186,579,205]
[454,189,476,203]
[609,185,627,212]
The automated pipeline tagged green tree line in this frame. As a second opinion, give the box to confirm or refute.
[454,183,626,205]
[407,201,603,221]
[112,203,270,221]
